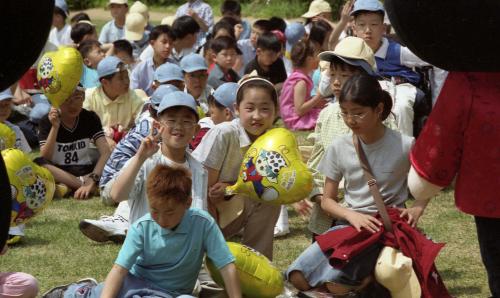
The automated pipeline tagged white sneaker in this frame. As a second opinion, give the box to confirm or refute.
[274,226,290,237]
[79,215,128,243]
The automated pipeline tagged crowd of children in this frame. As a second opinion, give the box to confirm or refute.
[4,0,498,297]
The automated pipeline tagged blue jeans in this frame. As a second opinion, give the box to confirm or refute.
[63,273,195,298]
[475,216,500,298]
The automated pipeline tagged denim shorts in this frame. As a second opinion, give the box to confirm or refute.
[286,225,383,287]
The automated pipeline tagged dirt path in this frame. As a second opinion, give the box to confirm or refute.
[71,8,171,22]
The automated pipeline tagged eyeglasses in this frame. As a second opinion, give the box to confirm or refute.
[339,112,368,121]
[159,119,197,129]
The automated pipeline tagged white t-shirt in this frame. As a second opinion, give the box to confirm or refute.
[48,24,72,47]
[318,128,414,214]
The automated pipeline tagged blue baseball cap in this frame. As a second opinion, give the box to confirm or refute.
[149,84,180,110]
[157,91,199,119]
[55,0,69,17]
[0,89,13,101]
[285,22,306,52]
[180,53,208,73]
[212,83,238,115]
[351,0,385,16]
[154,63,184,84]
[97,56,125,79]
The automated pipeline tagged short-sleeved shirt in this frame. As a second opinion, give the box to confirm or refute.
[237,39,256,71]
[38,109,104,168]
[115,209,234,295]
[48,24,72,47]
[4,121,31,153]
[114,150,208,223]
[410,72,500,218]
[244,57,287,85]
[131,58,177,96]
[100,116,152,188]
[80,65,100,89]
[99,20,125,44]
[192,118,251,183]
[318,128,414,214]
[207,64,240,90]
[84,86,144,128]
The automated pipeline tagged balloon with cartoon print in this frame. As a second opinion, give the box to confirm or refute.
[0,123,16,151]
[1,149,55,226]
[37,47,83,107]
[206,242,284,298]
[225,128,313,205]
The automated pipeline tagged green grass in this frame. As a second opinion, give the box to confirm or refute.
[0,189,491,296]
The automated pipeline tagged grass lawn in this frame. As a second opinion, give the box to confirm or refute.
[0,188,491,296]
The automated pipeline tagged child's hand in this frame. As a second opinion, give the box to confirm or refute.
[48,107,60,128]
[398,206,424,228]
[137,124,163,160]
[209,182,231,203]
[293,199,313,219]
[345,210,382,233]
[315,97,328,109]
[340,0,354,24]
[74,183,95,200]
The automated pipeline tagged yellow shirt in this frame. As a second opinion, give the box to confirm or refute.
[84,87,144,129]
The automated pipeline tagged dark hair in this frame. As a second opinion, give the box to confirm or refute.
[70,12,91,24]
[70,22,95,44]
[291,39,318,68]
[268,17,287,33]
[207,94,227,110]
[352,10,385,21]
[172,16,200,40]
[147,165,192,204]
[329,57,367,74]
[339,74,393,121]
[252,19,271,32]
[256,32,281,53]
[54,7,67,20]
[236,77,278,107]
[221,0,241,15]
[309,19,332,49]
[149,25,174,42]
[213,19,236,39]
[77,39,101,58]
[113,39,133,57]
[210,36,239,54]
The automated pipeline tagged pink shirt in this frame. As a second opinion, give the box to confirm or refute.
[279,69,321,130]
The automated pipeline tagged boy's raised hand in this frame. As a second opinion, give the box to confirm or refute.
[48,107,60,128]
[137,123,163,160]
[340,0,354,24]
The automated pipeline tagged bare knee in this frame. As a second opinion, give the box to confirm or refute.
[288,270,311,291]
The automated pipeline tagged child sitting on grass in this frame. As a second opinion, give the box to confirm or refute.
[207,36,241,89]
[46,164,241,298]
[190,82,238,150]
[36,86,111,200]
[84,56,144,146]
[78,40,105,89]
[280,39,327,131]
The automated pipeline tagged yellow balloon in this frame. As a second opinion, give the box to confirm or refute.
[226,128,313,205]
[206,242,284,298]
[0,122,16,150]
[2,149,55,226]
[37,47,83,107]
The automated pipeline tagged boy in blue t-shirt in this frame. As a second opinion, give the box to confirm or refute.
[51,164,241,297]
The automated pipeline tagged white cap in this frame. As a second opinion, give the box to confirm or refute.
[130,1,149,20]
[108,0,128,5]
[125,12,147,41]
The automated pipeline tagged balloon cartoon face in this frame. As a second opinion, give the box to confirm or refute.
[38,56,61,94]
[37,47,83,108]
[206,242,284,298]
[2,149,55,226]
[226,128,313,205]
[0,122,16,150]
